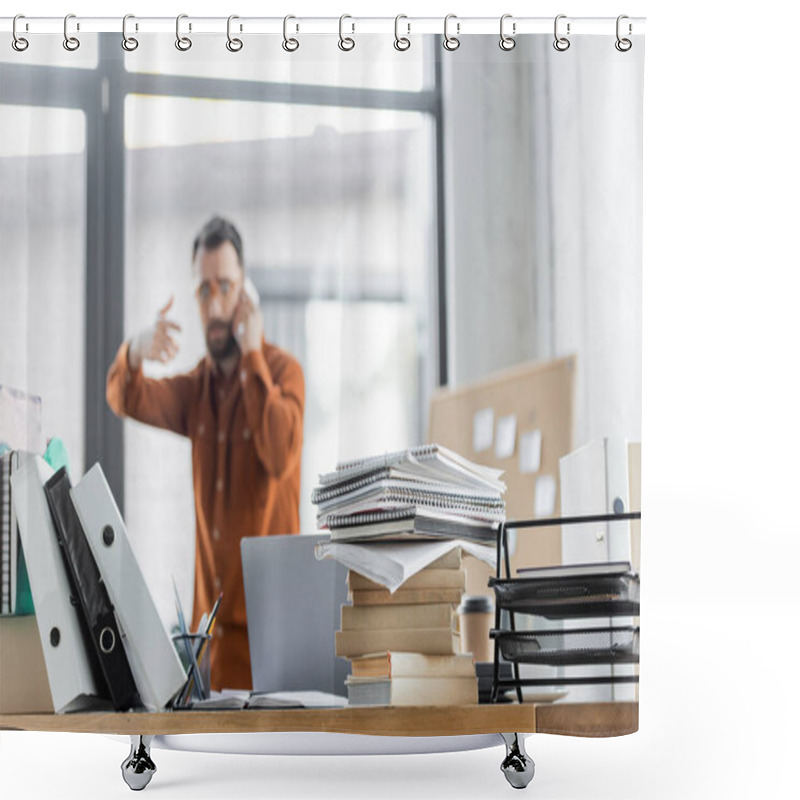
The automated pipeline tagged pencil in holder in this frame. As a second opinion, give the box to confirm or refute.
[172,631,212,703]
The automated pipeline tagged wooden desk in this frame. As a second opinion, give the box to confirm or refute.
[0,701,636,737]
[1,702,637,791]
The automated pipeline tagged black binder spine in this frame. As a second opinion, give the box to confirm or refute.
[44,467,140,711]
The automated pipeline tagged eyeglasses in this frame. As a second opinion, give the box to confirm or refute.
[195,278,238,303]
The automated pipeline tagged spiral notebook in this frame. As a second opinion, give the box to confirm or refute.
[316,480,506,527]
[318,444,505,493]
[326,506,498,544]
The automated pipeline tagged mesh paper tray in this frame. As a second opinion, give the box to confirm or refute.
[490,626,640,666]
[488,571,640,618]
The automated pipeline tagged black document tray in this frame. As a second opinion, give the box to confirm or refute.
[488,571,640,618]
[490,625,640,666]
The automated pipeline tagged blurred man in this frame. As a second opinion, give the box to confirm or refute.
[107,216,304,690]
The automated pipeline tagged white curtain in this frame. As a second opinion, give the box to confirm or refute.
[1,28,643,678]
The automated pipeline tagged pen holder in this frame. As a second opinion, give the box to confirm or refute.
[172,632,212,701]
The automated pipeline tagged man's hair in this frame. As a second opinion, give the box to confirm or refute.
[192,216,244,268]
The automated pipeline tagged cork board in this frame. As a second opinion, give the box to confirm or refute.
[428,356,576,597]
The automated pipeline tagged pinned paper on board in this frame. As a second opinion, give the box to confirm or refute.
[519,430,542,474]
[494,414,517,460]
[472,407,494,453]
[534,474,557,518]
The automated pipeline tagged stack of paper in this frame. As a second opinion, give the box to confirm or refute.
[313,444,505,544]
[314,445,505,706]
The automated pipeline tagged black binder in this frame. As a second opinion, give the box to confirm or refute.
[44,467,140,710]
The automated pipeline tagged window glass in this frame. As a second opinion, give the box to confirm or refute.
[124,92,436,609]
[0,105,87,475]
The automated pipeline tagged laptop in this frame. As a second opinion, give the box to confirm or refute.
[241,533,350,695]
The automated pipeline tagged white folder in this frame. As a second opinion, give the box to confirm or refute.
[10,456,104,713]
[70,463,186,710]
[559,436,632,565]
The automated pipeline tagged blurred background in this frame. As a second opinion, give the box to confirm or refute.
[0,32,641,623]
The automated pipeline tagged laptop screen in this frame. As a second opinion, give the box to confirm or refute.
[241,533,350,695]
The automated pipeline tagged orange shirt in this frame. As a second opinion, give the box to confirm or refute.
[106,338,304,690]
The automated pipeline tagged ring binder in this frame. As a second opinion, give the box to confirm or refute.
[44,468,140,711]
[70,464,188,711]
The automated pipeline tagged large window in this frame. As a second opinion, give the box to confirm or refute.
[1,33,442,620]
[0,104,87,478]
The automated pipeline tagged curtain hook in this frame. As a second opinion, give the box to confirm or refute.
[615,14,632,52]
[122,14,139,52]
[63,13,80,51]
[394,14,411,51]
[282,15,299,52]
[338,14,355,51]
[227,15,243,52]
[499,13,516,51]
[553,14,570,52]
[12,14,29,52]
[443,13,460,51]
[175,14,192,51]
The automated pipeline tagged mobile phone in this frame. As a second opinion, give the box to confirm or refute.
[243,276,260,306]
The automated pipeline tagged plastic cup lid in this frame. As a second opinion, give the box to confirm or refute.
[458,594,495,614]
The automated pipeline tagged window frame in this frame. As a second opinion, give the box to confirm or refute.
[0,34,448,510]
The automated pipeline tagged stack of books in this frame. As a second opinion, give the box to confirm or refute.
[314,444,506,706]
[337,551,478,705]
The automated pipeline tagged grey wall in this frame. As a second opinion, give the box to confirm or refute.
[442,39,540,386]
[442,35,643,447]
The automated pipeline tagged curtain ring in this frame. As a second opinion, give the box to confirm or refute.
[282,15,299,52]
[63,13,80,51]
[443,14,460,51]
[226,15,243,52]
[122,14,139,51]
[175,14,192,51]
[338,14,355,51]
[499,13,516,51]
[553,14,570,52]
[394,14,411,51]
[12,15,29,52]
[615,14,632,52]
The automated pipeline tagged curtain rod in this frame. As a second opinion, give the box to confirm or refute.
[1,16,646,37]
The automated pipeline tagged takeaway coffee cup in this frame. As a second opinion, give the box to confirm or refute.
[457,595,495,663]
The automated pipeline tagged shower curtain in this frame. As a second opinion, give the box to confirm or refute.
[0,14,644,773]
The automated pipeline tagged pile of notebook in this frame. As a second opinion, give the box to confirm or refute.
[314,444,506,706]
[313,443,506,544]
